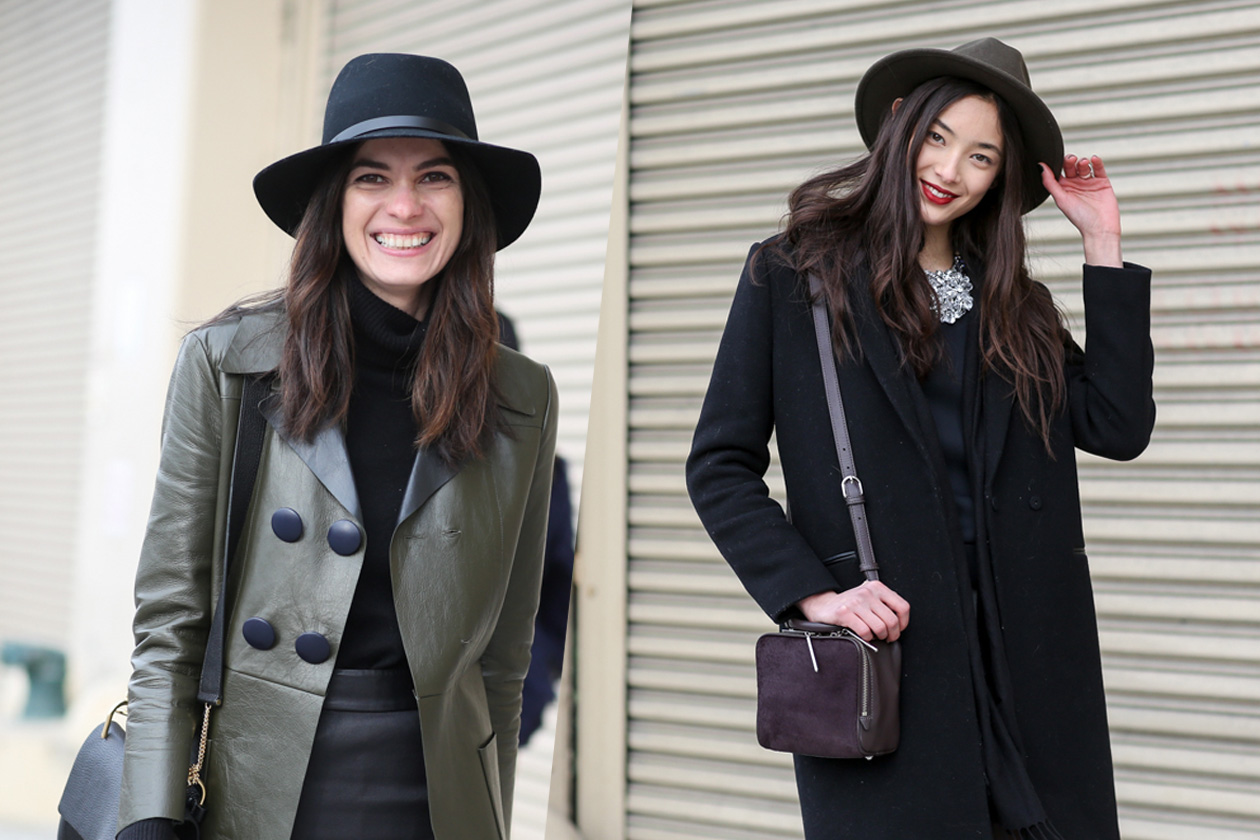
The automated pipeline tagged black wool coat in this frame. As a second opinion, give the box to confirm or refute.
[686,240,1155,840]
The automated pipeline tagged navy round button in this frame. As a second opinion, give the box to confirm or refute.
[295,632,331,664]
[1029,495,1043,511]
[271,507,304,543]
[242,617,276,650]
[327,519,362,556]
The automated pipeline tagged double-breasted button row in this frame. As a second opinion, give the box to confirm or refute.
[241,617,331,664]
[270,508,362,556]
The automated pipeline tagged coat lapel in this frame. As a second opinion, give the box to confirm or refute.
[397,448,459,526]
[259,395,363,520]
[218,308,532,528]
[980,369,1014,488]
[963,259,1014,489]
[847,273,936,470]
[218,313,365,519]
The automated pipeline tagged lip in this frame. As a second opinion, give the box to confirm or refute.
[920,180,958,206]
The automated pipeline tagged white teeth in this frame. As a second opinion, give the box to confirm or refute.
[374,232,433,248]
[924,183,954,199]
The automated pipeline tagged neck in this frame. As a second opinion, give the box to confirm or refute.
[918,225,954,272]
[358,275,436,321]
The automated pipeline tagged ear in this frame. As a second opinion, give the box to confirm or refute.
[891,97,903,114]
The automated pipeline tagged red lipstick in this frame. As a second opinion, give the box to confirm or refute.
[920,180,957,205]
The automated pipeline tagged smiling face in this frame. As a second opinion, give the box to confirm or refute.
[341,137,464,318]
[914,95,1004,241]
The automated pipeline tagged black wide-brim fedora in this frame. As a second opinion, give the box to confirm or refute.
[854,37,1063,213]
[254,53,541,250]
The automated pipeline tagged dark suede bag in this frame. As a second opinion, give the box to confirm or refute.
[755,620,901,758]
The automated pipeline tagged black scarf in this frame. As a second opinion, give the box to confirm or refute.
[912,265,1063,840]
[956,284,1063,840]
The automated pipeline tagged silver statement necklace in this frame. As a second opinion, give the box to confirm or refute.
[925,255,973,324]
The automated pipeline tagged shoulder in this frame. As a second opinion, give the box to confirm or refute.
[728,235,815,324]
[181,303,287,376]
[494,345,555,428]
[743,234,799,284]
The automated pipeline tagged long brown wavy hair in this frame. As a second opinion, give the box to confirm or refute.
[776,76,1068,446]
[223,143,503,466]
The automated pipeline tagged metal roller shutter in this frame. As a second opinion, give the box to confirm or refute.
[623,2,1260,838]
[323,0,633,502]
[0,0,110,647]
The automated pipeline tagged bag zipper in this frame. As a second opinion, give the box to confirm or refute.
[783,626,877,721]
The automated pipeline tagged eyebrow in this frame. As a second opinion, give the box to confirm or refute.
[934,118,1003,154]
[350,156,457,171]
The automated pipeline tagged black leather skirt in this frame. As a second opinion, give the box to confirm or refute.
[290,668,434,840]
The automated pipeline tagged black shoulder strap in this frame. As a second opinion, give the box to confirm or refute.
[807,274,880,582]
[197,375,270,704]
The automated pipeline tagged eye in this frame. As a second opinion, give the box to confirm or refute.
[419,170,456,186]
[972,153,994,165]
[927,131,945,145]
[351,172,386,185]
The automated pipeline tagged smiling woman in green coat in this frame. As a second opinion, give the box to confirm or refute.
[116,54,555,840]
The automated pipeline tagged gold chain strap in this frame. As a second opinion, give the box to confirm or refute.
[185,701,212,806]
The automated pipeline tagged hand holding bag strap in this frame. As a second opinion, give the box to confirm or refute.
[197,374,269,704]
[807,274,879,582]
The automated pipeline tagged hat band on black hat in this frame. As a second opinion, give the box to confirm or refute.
[330,114,471,144]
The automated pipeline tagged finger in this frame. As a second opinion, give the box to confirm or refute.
[871,601,907,639]
[1039,162,1063,196]
[863,580,911,619]
[841,615,875,642]
[868,603,902,641]
[862,582,911,636]
[885,593,911,631]
[1090,155,1108,180]
[1062,154,1079,178]
[862,611,890,641]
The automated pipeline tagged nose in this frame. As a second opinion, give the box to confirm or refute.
[935,151,963,184]
[386,182,425,219]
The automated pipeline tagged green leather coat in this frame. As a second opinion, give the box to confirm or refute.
[118,306,557,839]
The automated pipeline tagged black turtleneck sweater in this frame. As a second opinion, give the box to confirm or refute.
[337,277,428,669]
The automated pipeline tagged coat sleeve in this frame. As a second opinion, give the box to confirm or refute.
[118,330,229,829]
[1066,262,1156,460]
[686,244,846,622]
[478,365,558,825]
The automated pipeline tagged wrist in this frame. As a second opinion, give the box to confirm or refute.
[1082,232,1122,267]
[796,590,835,619]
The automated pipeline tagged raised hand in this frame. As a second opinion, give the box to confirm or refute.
[1040,154,1123,267]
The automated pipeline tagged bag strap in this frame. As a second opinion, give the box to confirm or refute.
[197,374,270,704]
[807,274,879,582]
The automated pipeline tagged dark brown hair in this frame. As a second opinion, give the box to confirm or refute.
[776,77,1067,446]
[268,142,502,465]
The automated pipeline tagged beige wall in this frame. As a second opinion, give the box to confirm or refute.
[0,0,323,827]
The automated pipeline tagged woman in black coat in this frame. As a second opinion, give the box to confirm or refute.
[686,38,1154,840]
